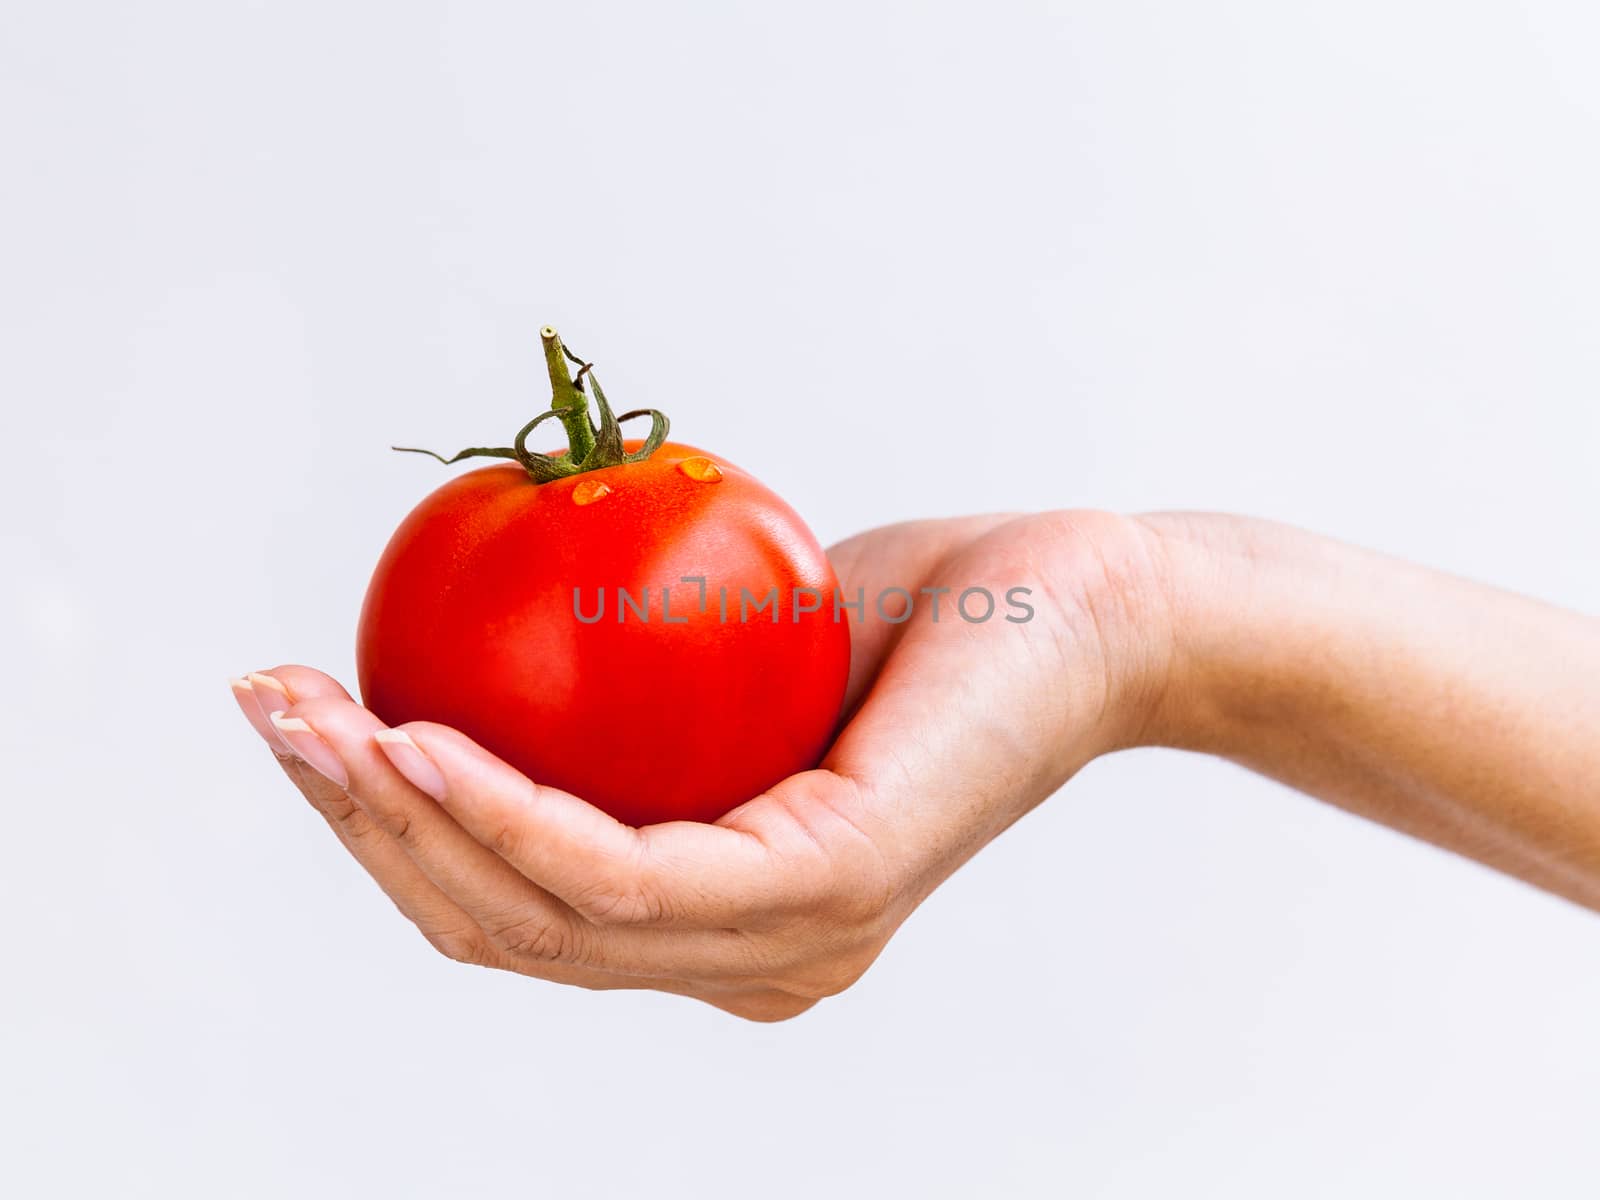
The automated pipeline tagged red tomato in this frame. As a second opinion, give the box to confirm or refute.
[357,436,850,827]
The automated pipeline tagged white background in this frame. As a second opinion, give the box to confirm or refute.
[4,2,1598,1196]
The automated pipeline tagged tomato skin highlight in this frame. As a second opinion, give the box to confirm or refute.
[357,440,850,827]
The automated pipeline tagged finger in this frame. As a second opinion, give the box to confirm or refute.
[279,750,494,960]
[258,663,355,704]
[230,665,351,756]
[229,676,288,751]
[253,701,487,965]
[292,756,698,996]
[240,672,715,992]
[296,779,694,997]
[284,699,757,980]
[277,697,604,959]
[385,721,825,931]
[267,698,691,994]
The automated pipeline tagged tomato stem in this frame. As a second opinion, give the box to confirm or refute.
[540,326,597,464]
[392,325,673,484]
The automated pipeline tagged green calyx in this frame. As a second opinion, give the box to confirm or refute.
[393,326,671,484]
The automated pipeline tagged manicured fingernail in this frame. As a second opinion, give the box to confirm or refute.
[247,672,297,754]
[230,677,284,749]
[271,713,349,788]
[374,729,447,801]
[248,671,290,707]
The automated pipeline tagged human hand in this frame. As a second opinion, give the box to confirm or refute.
[231,511,1175,1020]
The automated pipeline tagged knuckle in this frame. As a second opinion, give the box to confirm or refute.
[317,798,389,852]
[485,821,519,860]
[318,791,364,829]
[426,926,492,967]
[370,807,416,846]
[569,880,665,927]
[486,912,577,963]
[288,757,356,818]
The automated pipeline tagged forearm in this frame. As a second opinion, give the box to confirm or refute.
[1141,513,1600,910]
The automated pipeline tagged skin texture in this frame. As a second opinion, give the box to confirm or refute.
[232,510,1600,1021]
[357,442,850,827]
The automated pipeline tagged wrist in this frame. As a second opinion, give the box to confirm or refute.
[1128,511,1287,754]
[1132,512,1331,755]
[1023,510,1190,759]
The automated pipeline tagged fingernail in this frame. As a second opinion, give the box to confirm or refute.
[230,677,284,750]
[247,672,297,754]
[374,729,447,801]
[271,713,349,788]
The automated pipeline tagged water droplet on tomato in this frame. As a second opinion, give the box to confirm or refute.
[572,480,613,506]
[678,456,723,483]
